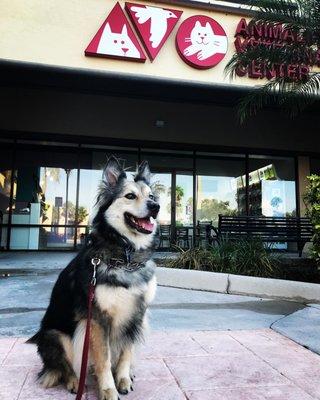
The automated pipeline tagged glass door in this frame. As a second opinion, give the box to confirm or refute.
[150,172,172,249]
[10,146,79,250]
[151,172,172,226]
[151,171,194,249]
[175,172,194,247]
[175,172,193,227]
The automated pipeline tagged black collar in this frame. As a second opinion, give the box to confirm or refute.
[86,232,136,265]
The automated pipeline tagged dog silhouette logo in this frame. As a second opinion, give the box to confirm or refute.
[126,2,182,61]
[85,2,146,62]
[176,15,228,69]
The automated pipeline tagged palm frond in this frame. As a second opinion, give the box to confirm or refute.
[236,73,320,123]
[250,0,308,25]
[224,0,320,122]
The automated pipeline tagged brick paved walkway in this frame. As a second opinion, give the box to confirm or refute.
[1,329,320,400]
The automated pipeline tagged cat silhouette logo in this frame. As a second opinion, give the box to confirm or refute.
[125,2,182,61]
[176,15,228,69]
[85,2,146,62]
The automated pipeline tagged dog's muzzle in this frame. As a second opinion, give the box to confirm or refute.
[147,201,160,218]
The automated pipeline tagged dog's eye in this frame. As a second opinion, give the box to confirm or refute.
[125,193,137,200]
[149,194,155,200]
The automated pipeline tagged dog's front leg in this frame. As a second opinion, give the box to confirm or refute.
[116,345,133,394]
[90,321,119,400]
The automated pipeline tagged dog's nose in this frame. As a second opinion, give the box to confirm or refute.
[147,201,160,215]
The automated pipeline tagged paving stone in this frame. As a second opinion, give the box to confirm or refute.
[191,331,248,355]
[229,329,298,350]
[1,330,320,400]
[18,369,79,400]
[133,358,173,381]
[0,337,17,364]
[186,385,316,400]
[164,353,290,391]
[285,372,320,399]
[3,339,41,367]
[87,378,186,400]
[0,365,29,400]
[137,331,207,359]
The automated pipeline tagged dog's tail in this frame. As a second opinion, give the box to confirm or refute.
[26,332,40,344]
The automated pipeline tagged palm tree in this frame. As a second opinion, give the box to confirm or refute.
[225,0,320,123]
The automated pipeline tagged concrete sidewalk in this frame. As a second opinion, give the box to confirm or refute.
[1,329,320,400]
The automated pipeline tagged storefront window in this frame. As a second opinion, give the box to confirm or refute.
[176,173,193,227]
[0,145,13,250]
[141,149,193,245]
[10,147,78,249]
[248,155,296,217]
[196,153,246,226]
[0,139,305,251]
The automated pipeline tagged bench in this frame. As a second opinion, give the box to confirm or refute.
[217,215,314,257]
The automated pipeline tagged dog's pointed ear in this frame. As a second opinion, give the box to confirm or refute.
[103,156,126,188]
[134,160,151,185]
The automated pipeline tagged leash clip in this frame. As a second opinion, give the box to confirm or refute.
[91,257,101,286]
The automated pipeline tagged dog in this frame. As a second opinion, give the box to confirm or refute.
[28,156,160,400]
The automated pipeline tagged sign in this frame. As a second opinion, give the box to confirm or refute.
[85,2,146,62]
[85,3,228,69]
[55,197,63,207]
[234,18,320,80]
[176,15,228,69]
[125,2,182,61]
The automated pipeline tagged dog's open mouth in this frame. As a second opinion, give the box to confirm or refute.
[125,212,155,234]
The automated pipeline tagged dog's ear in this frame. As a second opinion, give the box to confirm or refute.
[134,160,151,185]
[103,156,126,188]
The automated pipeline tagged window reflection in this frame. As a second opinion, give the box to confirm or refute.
[248,156,296,217]
[176,173,193,227]
[196,154,246,226]
[10,148,78,249]
[0,146,13,249]
[0,142,301,251]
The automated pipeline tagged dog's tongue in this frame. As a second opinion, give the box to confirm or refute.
[138,217,154,231]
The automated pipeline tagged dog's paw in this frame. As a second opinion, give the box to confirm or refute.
[117,377,133,395]
[66,375,79,394]
[38,369,61,388]
[99,388,120,400]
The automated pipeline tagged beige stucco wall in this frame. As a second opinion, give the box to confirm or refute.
[0,0,256,87]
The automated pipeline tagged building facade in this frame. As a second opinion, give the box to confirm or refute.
[0,0,319,250]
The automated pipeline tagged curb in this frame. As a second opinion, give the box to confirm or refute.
[156,267,229,293]
[156,267,320,303]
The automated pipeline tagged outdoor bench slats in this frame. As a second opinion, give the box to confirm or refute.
[217,215,313,256]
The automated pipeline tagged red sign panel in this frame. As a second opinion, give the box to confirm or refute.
[85,2,146,62]
[176,15,228,69]
[125,2,182,61]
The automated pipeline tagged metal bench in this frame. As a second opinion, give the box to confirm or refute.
[217,215,314,257]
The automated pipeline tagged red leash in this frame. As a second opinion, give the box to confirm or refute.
[75,257,100,400]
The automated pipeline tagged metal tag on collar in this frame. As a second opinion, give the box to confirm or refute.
[91,257,101,286]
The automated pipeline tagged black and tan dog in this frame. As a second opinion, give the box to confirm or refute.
[28,156,160,400]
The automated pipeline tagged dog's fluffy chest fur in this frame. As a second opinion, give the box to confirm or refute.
[95,272,157,330]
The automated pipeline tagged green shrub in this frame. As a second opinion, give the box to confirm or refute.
[166,246,212,271]
[166,238,280,278]
[304,175,320,264]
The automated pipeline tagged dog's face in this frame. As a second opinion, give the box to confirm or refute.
[95,157,160,250]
